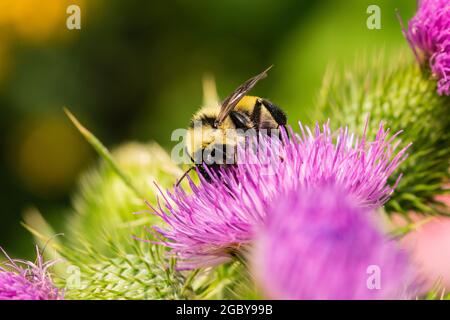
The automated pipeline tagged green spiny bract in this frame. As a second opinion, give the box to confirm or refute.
[192,261,260,300]
[60,243,192,300]
[316,52,450,216]
[65,142,183,256]
[41,141,196,299]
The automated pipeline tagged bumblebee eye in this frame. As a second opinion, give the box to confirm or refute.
[229,111,251,129]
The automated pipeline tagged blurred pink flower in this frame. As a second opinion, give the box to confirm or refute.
[394,192,450,291]
[252,186,417,300]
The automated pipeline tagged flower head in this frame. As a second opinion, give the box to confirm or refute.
[406,0,450,95]
[150,122,410,269]
[0,246,63,300]
[252,186,417,300]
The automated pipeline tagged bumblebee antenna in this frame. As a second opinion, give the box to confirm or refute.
[175,166,196,187]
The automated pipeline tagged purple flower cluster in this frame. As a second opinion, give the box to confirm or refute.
[149,122,410,269]
[407,0,450,95]
[0,247,62,300]
[252,186,416,300]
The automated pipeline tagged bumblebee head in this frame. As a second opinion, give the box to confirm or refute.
[186,104,250,165]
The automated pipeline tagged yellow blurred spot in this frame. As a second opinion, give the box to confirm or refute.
[0,0,86,44]
[10,115,91,197]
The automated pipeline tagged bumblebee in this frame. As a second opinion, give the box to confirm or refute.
[180,67,287,183]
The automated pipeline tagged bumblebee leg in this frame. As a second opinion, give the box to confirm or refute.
[230,111,253,130]
[250,100,262,128]
[258,98,287,126]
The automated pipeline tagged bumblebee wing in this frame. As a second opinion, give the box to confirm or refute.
[215,65,272,127]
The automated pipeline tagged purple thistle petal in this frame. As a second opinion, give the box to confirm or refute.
[252,186,418,300]
[0,246,63,300]
[149,122,410,269]
[406,0,450,95]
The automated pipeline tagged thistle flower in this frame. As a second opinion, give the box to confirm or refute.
[150,122,409,269]
[252,186,417,300]
[406,0,450,95]
[0,246,62,300]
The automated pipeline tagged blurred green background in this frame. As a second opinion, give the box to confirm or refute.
[0,0,415,258]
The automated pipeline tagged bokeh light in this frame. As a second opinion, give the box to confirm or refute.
[0,0,86,44]
[8,115,90,197]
